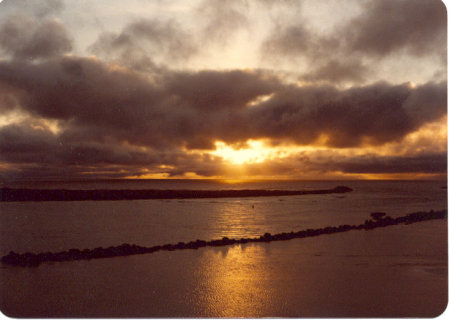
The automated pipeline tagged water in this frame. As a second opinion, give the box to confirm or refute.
[0,180,447,317]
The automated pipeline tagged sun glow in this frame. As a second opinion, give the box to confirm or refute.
[210,140,293,165]
[211,140,268,164]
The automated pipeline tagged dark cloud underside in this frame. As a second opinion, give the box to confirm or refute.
[0,56,445,150]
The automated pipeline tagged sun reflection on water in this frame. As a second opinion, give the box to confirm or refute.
[194,244,278,317]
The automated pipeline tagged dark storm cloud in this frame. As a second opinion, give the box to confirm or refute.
[345,0,446,57]
[0,52,446,179]
[0,121,229,180]
[0,56,281,149]
[165,70,281,110]
[0,56,446,151]
[0,15,72,60]
[0,121,164,180]
[0,57,162,126]
[327,153,447,174]
[248,81,446,147]
[263,151,447,177]
[199,152,448,178]
[0,122,158,166]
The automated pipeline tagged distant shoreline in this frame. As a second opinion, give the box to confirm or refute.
[0,186,352,202]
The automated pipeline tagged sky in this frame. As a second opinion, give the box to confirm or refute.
[0,0,446,181]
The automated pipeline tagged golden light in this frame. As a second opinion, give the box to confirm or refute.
[0,111,28,127]
[126,116,447,181]
[407,81,416,89]
[210,139,292,165]
[195,244,277,317]
[360,116,447,157]
[246,93,274,107]
[0,111,63,135]
[30,119,62,135]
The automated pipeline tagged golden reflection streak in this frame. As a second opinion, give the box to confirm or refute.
[195,244,278,317]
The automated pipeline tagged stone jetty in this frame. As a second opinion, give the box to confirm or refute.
[1,209,446,267]
[0,186,352,202]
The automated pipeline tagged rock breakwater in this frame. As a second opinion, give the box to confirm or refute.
[1,209,446,267]
[0,186,352,201]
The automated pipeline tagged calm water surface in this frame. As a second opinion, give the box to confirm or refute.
[0,180,447,317]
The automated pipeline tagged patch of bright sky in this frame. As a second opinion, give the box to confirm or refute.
[375,53,447,85]
[299,0,366,36]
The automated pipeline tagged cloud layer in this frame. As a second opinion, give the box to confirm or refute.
[0,56,445,149]
[0,0,446,180]
[0,15,72,60]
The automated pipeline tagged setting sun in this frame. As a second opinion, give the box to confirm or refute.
[211,140,269,164]
[210,140,293,165]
